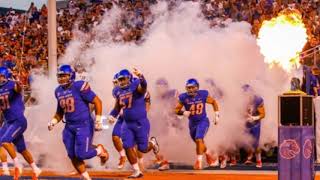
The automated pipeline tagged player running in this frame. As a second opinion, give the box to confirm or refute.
[48,64,109,180]
[109,73,127,169]
[109,68,169,178]
[242,84,265,168]
[0,66,41,180]
[174,78,220,170]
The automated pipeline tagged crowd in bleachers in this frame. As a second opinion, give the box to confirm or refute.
[0,0,319,90]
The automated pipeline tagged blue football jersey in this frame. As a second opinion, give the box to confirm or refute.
[55,81,96,124]
[113,79,147,122]
[179,90,209,122]
[0,80,25,122]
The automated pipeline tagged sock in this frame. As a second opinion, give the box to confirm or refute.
[96,146,102,156]
[13,157,20,168]
[138,158,144,164]
[205,150,210,155]
[2,162,8,171]
[255,152,261,162]
[81,171,91,180]
[132,163,140,172]
[30,162,38,171]
[119,149,126,157]
[197,155,203,161]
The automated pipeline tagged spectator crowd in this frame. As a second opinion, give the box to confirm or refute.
[0,0,319,90]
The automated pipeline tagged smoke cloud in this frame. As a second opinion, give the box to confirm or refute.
[26,1,293,169]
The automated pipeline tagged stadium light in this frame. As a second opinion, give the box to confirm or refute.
[48,0,57,77]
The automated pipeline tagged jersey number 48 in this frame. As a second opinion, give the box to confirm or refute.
[189,103,203,115]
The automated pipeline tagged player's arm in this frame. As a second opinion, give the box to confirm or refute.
[132,68,147,94]
[91,95,104,131]
[14,81,22,93]
[206,95,219,111]
[48,103,64,131]
[248,104,265,122]
[206,95,220,125]
[108,98,121,124]
[314,86,319,97]
[257,105,266,120]
[92,96,102,117]
[174,101,190,117]
[145,91,151,112]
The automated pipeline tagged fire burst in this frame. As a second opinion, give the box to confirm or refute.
[257,9,308,72]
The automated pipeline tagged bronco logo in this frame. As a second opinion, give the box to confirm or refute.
[279,139,300,160]
[303,139,312,159]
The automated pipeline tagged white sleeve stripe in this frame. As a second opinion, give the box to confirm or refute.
[80,82,89,91]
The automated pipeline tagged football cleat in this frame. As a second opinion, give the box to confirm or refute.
[118,156,127,169]
[193,160,202,170]
[206,154,219,167]
[158,160,170,171]
[244,159,253,165]
[97,144,109,166]
[256,161,262,168]
[14,166,23,180]
[128,171,143,179]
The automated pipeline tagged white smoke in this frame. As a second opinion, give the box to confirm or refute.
[27,1,292,169]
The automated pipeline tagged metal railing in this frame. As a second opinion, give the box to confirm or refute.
[300,45,320,67]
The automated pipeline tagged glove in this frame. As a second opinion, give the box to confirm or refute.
[132,68,143,77]
[183,111,191,117]
[214,111,220,125]
[247,115,260,123]
[107,115,117,124]
[48,118,58,131]
[95,115,103,131]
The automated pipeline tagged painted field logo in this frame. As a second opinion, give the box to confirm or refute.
[279,139,300,159]
[303,139,312,159]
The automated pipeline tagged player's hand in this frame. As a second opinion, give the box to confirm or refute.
[95,122,103,131]
[95,115,103,131]
[48,118,58,131]
[214,111,220,125]
[48,122,55,131]
[247,115,260,123]
[132,68,143,77]
[183,111,191,117]
[107,115,116,124]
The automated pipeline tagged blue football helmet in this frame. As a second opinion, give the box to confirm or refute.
[117,69,132,89]
[113,73,119,87]
[2,60,15,70]
[185,78,199,96]
[0,67,10,85]
[57,64,76,86]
